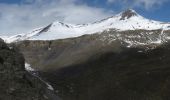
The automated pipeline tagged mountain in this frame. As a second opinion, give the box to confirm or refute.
[1,9,170,43]
[3,9,170,100]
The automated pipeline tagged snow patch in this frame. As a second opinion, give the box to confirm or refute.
[46,83,54,91]
[25,63,35,72]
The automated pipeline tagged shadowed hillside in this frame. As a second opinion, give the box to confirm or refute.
[39,42,170,100]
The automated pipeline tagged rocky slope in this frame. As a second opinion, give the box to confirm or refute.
[15,33,170,100]
[16,30,170,71]
[0,39,57,100]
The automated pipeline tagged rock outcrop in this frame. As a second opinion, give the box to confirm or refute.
[0,39,49,100]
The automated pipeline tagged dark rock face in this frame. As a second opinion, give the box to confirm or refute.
[120,9,137,20]
[0,39,49,100]
[38,24,52,34]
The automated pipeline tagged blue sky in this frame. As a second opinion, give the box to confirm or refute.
[0,0,170,35]
[83,0,170,22]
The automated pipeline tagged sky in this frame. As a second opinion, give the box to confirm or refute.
[0,0,170,35]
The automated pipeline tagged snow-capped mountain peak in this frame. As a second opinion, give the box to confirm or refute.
[1,9,170,44]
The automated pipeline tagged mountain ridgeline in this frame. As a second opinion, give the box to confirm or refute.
[1,9,170,43]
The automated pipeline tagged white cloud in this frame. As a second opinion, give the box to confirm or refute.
[107,0,168,10]
[133,0,168,10]
[0,0,113,35]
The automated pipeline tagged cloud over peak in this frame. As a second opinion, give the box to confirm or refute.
[0,0,169,35]
[0,0,113,35]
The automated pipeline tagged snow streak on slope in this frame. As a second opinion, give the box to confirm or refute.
[99,29,170,48]
[1,9,170,43]
[25,63,54,91]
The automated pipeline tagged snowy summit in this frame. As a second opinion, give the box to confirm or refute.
[1,9,170,43]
